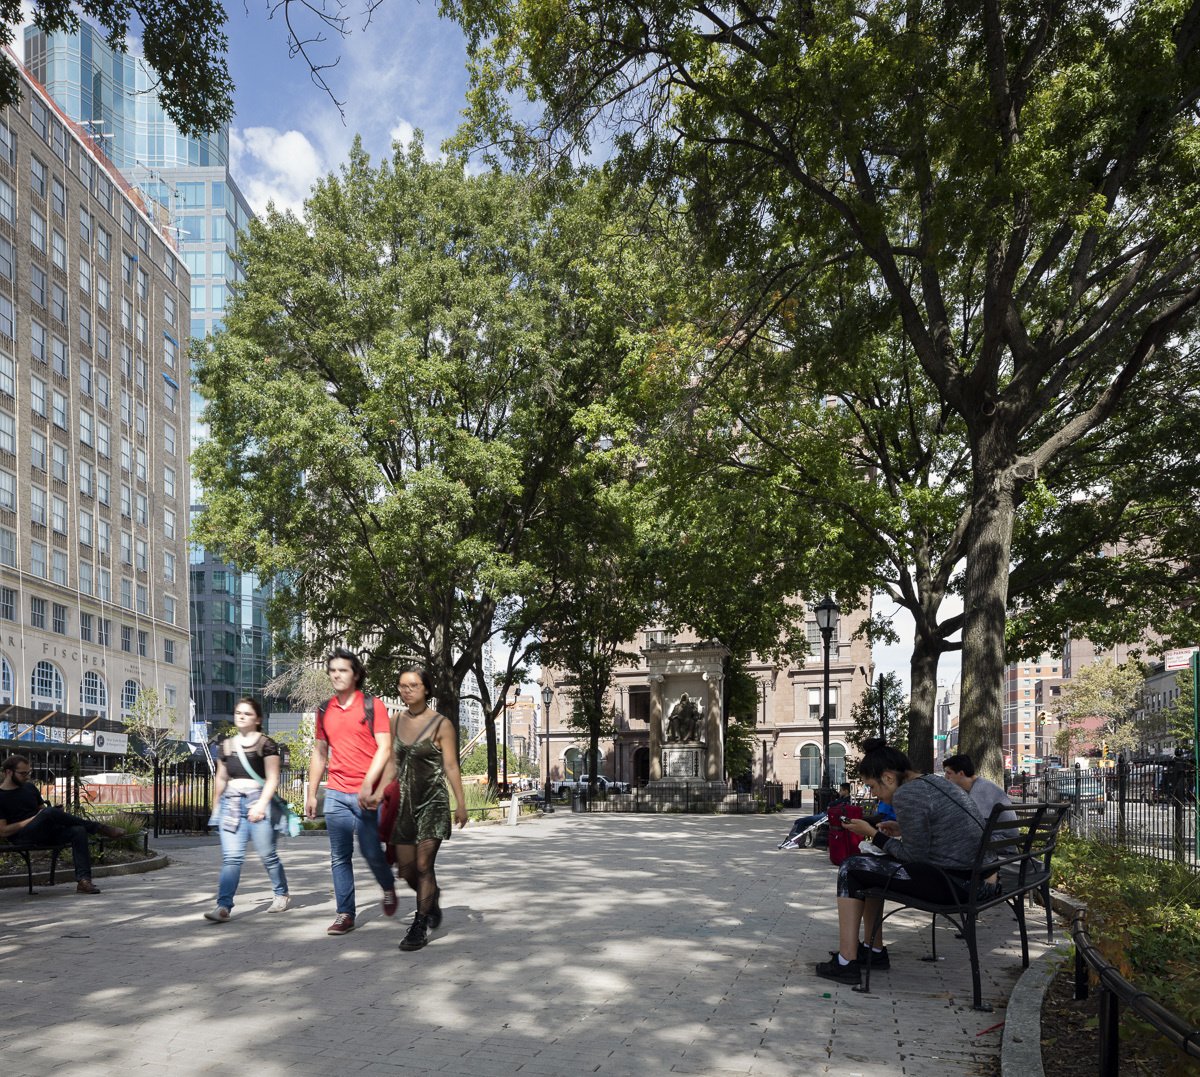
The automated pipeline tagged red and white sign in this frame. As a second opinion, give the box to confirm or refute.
[1164,647,1199,671]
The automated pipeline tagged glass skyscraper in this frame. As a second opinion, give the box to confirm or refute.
[25,23,273,735]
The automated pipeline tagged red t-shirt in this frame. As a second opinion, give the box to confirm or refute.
[315,692,390,793]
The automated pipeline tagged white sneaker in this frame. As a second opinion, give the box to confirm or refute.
[268,895,292,913]
[204,907,231,922]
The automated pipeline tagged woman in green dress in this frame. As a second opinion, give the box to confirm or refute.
[387,666,469,951]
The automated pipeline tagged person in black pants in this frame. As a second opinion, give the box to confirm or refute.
[0,755,122,894]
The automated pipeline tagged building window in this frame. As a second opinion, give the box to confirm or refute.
[52,390,68,429]
[30,660,65,709]
[30,486,47,525]
[30,265,46,308]
[97,421,110,457]
[0,526,14,566]
[121,679,140,716]
[51,494,67,534]
[31,376,47,417]
[51,230,66,270]
[137,630,147,657]
[164,551,176,582]
[163,595,176,624]
[164,466,176,499]
[31,596,47,628]
[51,550,67,585]
[798,743,822,787]
[121,624,132,652]
[51,442,68,482]
[80,611,93,641]
[136,584,148,614]
[79,561,93,595]
[164,509,176,540]
[81,671,107,716]
[98,567,111,602]
[0,468,14,510]
[0,352,12,396]
[0,586,14,621]
[52,603,67,635]
[164,423,176,456]
[120,578,132,609]
[97,618,111,647]
[164,638,175,665]
[0,410,13,454]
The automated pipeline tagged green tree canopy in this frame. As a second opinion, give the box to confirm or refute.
[194,143,690,736]
[449,0,1200,780]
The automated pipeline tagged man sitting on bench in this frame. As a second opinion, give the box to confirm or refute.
[0,755,123,894]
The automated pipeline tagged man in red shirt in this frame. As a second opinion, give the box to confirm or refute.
[306,647,398,935]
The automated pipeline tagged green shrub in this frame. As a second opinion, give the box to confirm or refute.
[1053,835,1200,1071]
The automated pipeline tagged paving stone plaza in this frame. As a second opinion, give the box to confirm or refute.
[2,814,1054,1076]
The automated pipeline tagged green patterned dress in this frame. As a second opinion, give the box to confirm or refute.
[390,710,452,844]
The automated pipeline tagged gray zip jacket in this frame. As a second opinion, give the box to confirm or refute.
[878,773,990,870]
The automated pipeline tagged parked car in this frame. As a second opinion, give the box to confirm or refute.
[1043,768,1106,812]
[578,775,630,794]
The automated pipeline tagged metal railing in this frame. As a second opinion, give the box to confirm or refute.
[1009,756,1196,869]
[1072,907,1200,1075]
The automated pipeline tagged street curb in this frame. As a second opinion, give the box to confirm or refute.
[0,851,169,890]
[999,888,1085,1077]
[1000,944,1069,1077]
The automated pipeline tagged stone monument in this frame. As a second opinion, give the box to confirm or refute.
[644,641,730,804]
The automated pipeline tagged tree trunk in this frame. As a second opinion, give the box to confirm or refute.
[907,636,941,772]
[485,715,498,786]
[958,446,1018,785]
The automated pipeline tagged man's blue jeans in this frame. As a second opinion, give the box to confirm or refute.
[216,794,289,911]
[324,788,394,916]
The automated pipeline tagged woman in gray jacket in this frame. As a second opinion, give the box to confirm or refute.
[815,738,990,985]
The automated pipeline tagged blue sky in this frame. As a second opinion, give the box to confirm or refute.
[221,0,473,214]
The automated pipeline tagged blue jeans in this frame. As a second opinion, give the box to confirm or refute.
[216,793,289,910]
[324,788,394,916]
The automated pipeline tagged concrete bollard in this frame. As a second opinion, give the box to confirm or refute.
[508,792,520,826]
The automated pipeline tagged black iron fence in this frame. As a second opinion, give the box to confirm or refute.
[574,780,790,814]
[1072,906,1200,1075]
[1010,756,1197,869]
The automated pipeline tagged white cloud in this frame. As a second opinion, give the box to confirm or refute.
[390,118,416,149]
[230,126,328,216]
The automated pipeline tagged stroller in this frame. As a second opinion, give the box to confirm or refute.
[777,810,828,850]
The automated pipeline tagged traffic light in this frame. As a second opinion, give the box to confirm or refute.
[1101,740,1109,760]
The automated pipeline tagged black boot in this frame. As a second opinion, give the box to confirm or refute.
[399,913,430,951]
[427,888,443,930]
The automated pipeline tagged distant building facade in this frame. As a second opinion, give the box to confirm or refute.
[25,23,270,735]
[541,599,873,789]
[0,63,191,737]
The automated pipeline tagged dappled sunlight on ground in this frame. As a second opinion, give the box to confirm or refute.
[1,814,1045,1075]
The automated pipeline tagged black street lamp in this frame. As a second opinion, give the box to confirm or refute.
[541,685,555,813]
[502,696,510,792]
[814,595,841,803]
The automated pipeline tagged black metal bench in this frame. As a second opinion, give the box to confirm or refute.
[858,801,1070,1011]
[2,829,150,895]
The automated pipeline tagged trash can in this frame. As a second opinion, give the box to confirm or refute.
[571,789,585,813]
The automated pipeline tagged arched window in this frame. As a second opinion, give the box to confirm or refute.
[81,671,108,716]
[829,743,848,787]
[121,679,141,716]
[797,743,821,787]
[0,653,13,704]
[30,660,65,710]
[563,747,584,780]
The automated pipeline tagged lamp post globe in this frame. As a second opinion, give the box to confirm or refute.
[814,595,840,804]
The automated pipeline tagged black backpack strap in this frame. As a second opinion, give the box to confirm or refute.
[361,693,375,728]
